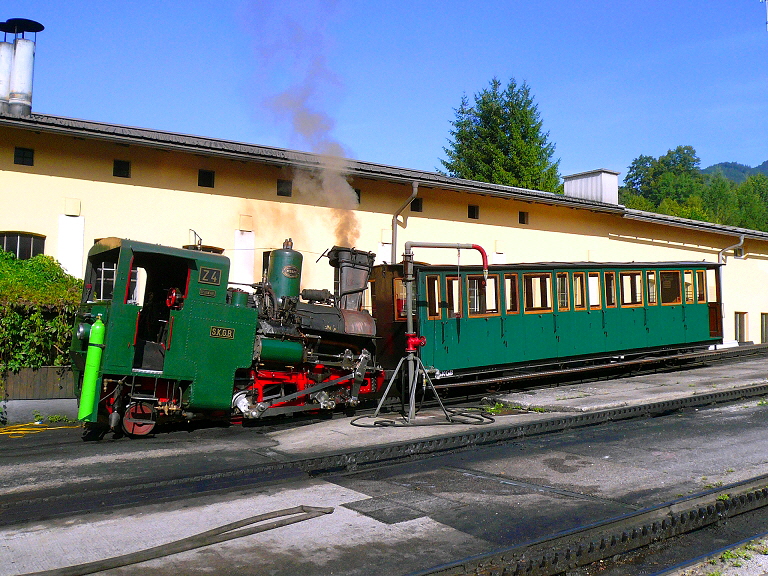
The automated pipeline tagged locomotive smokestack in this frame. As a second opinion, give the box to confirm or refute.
[327,246,376,311]
[1,19,44,117]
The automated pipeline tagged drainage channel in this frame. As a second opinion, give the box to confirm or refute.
[3,383,768,528]
[412,474,768,576]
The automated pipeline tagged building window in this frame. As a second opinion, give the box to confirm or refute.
[519,211,529,225]
[277,179,292,197]
[198,169,215,188]
[735,312,748,343]
[410,198,423,212]
[468,205,479,219]
[113,159,131,178]
[0,232,45,259]
[14,147,34,166]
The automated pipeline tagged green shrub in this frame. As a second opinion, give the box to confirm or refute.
[0,250,82,372]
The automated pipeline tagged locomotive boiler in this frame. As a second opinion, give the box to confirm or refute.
[70,237,383,439]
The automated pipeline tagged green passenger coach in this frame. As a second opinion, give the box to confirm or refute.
[370,261,723,382]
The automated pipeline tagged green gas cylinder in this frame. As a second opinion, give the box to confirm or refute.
[268,238,303,304]
[77,315,105,422]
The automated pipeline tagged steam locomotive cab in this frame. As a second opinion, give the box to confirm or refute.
[71,237,382,439]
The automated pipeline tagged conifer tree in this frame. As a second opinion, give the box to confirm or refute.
[440,77,560,192]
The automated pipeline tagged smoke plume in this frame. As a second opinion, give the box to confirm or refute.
[245,1,360,247]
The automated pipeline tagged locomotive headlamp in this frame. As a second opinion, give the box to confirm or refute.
[76,322,91,341]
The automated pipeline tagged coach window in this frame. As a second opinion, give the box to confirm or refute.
[523,273,552,313]
[604,272,617,308]
[573,272,586,310]
[620,271,643,306]
[426,275,441,320]
[660,271,682,305]
[446,276,462,318]
[556,272,569,311]
[684,270,694,304]
[504,274,519,314]
[696,270,707,303]
[588,272,601,310]
[468,274,499,317]
[646,271,657,305]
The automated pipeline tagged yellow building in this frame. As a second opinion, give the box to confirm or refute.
[1,112,767,346]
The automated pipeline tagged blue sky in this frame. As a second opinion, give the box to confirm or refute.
[5,1,768,181]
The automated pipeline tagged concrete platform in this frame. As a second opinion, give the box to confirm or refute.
[3,356,768,576]
[491,356,768,413]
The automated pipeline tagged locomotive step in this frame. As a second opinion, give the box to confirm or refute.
[129,394,159,402]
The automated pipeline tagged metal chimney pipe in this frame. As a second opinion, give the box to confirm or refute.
[9,37,35,116]
[2,19,44,117]
[0,40,12,114]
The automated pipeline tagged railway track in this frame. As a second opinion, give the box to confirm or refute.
[411,474,768,576]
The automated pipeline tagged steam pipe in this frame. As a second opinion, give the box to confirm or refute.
[390,182,419,265]
[718,234,744,264]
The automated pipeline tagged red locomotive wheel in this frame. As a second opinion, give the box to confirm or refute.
[122,402,157,437]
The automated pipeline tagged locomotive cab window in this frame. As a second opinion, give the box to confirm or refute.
[660,271,682,305]
[83,248,121,302]
[523,273,552,313]
[620,271,643,306]
[505,274,519,314]
[573,272,586,310]
[556,273,569,311]
[468,274,499,317]
[604,272,617,308]
[426,275,441,319]
[588,272,601,310]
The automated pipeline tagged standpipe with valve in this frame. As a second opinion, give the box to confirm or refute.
[373,242,489,423]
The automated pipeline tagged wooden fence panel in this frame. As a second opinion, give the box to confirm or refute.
[2,367,75,400]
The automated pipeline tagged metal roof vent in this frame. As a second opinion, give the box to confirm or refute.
[563,169,620,205]
[0,18,44,116]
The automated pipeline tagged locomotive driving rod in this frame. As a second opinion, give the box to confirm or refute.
[398,242,489,422]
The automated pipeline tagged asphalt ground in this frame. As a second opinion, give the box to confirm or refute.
[2,355,768,575]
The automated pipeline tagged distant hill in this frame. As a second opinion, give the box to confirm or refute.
[702,160,768,183]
